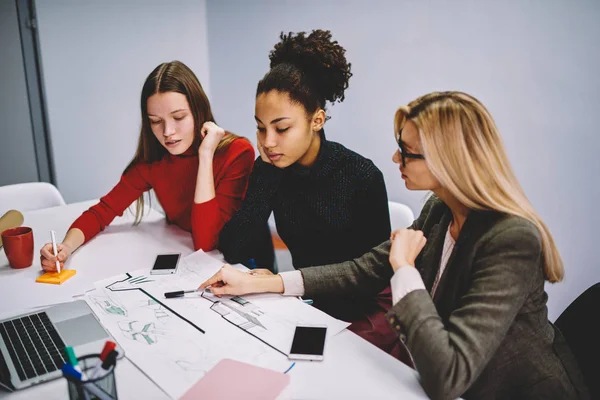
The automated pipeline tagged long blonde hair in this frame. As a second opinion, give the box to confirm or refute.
[126,61,242,224]
[395,91,563,282]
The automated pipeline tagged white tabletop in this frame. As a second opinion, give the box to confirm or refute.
[0,201,428,399]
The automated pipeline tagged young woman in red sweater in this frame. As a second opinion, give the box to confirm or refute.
[39,61,254,272]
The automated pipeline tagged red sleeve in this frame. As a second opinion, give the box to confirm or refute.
[191,139,255,251]
[70,163,152,244]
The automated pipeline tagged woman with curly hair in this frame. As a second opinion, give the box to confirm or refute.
[218,30,393,325]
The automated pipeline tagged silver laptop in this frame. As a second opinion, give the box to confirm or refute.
[0,300,122,391]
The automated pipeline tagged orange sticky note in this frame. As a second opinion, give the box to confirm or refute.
[180,359,290,400]
[36,270,76,285]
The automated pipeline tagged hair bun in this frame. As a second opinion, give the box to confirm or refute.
[269,29,352,105]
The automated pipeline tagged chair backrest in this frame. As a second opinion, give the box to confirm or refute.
[388,201,415,230]
[268,212,287,250]
[554,282,600,398]
[0,182,66,214]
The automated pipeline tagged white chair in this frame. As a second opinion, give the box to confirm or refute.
[0,182,66,214]
[388,201,415,230]
[268,212,294,273]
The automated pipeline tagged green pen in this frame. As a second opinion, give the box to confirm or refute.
[64,346,82,374]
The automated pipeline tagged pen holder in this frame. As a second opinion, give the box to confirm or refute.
[64,353,118,400]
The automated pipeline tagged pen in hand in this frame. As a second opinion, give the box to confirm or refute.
[164,287,212,298]
[50,230,61,274]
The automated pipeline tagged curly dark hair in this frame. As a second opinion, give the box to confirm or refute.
[256,29,352,116]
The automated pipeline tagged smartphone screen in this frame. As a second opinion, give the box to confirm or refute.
[289,326,327,360]
[151,254,180,274]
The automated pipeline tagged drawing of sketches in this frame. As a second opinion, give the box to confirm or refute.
[89,295,127,316]
[143,298,170,321]
[118,320,171,345]
[106,274,154,291]
[86,270,291,399]
[200,291,299,353]
[204,292,266,330]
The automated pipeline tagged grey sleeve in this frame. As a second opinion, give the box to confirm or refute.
[301,240,393,298]
[386,220,542,400]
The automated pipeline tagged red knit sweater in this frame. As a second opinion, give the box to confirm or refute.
[70,138,255,251]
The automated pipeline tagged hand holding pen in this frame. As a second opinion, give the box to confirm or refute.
[40,237,73,273]
[50,230,61,273]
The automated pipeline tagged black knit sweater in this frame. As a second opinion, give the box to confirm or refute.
[218,137,391,273]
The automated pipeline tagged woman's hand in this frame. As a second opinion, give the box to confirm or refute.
[248,268,273,276]
[389,229,427,272]
[40,242,73,272]
[256,133,272,164]
[199,264,283,296]
[199,122,226,156]
[199,265,255,296]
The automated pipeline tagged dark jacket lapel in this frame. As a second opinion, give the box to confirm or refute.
[432,210,500,322]
[418,209,452,292]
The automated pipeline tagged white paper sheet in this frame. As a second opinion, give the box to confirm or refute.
[85,250,350,399]
[153,251,350,347]
[86,273,289,398]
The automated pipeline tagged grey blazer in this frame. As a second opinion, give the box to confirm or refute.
[300,196,588,400]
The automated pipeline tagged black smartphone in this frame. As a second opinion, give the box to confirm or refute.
[150,253,181,275]
[288,325,327,361]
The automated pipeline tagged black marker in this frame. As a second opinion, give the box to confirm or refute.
[164,287,210,298]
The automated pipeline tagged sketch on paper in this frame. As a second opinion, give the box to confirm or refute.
[143,299,170,321]
[89,295,128,316]
[106,274,154,292]
[118,320,168,345]
[103,272,205,335]
[198,291,298,355]
[203,292,267,330]
[85,254,297,399]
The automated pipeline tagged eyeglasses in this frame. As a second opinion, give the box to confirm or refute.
[396,128,425,167]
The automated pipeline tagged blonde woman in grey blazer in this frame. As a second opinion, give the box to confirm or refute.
[200,92,589,400]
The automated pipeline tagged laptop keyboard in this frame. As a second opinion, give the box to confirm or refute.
[0,312,67,381]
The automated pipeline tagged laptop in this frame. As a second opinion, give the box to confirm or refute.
[0,300,122,391]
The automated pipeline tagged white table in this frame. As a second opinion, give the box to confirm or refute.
[0,201,428,399]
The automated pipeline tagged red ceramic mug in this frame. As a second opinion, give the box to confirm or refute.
[1,227,34,269]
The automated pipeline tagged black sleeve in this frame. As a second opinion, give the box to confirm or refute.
[217,157,283,270]
[355,166,391,249]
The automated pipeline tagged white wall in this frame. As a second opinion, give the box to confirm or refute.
[205,0,600,319]
[35,0,211,203]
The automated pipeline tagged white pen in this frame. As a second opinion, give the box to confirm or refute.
[50,230,61,273]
